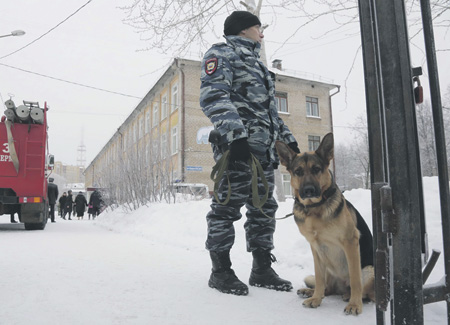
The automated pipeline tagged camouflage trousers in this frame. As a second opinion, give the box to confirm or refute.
[205,161,277,252]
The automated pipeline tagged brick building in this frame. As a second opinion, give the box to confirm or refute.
[84,58,338,198]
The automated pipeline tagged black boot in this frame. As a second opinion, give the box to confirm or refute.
[249,249,293,291]
[208,250,248,296]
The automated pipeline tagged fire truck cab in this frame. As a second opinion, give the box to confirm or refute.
[0,100,53,230]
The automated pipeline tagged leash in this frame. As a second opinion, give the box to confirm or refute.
[210,150,232,205]
[210,150,291,220]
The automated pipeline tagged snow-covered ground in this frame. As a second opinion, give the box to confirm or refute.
[0,177,447,324]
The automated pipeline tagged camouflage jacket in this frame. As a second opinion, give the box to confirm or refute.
[200,35,296,165]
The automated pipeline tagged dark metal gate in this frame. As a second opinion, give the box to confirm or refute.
[358,0,450,323]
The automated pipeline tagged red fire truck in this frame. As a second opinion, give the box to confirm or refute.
[0,100,54,230]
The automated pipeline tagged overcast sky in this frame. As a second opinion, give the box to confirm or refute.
[1,0,449,166]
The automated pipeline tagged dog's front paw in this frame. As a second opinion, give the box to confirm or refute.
[344,301,362,315]
[297,287,314,297]
[303,297,322,308]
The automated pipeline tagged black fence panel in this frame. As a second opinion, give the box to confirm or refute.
[358,0,450,323]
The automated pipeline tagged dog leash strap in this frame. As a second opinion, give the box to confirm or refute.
[210,150,232,205]
[210,151,291,221]
[249,154,269,210]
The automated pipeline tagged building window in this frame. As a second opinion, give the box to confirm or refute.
[153,104,158,127]
[308,135,321,151]
[161,133,167,157]
[282,174,292,196]
[145,110,150,133]
[275,92,288,113]
[161,95,168,120]
[171,127,178,155]
[306,96,319,117]
[171,84,178,113]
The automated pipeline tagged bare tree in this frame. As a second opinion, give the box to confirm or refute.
[93,130,178,211]
[120,0,449,58]
[348,115,370,189]
[416,101,439,176]
[334,143,361,190]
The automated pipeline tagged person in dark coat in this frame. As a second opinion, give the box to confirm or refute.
[47,178,59,223]
[88,190,103,220]
[75,191,88,220]
[63,190,74,220]
[58,192,67,217]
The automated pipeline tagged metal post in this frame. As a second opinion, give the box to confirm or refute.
[358,0,390,323]
[375,0,425,322]
[420,0,450,321]
[359,0,425,323]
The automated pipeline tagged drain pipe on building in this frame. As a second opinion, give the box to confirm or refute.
[176,58,186,183]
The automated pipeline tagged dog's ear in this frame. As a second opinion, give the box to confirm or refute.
[316,133,334,163]
[275,141,297,168]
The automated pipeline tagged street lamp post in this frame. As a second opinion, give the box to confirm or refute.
[0,30,26,39]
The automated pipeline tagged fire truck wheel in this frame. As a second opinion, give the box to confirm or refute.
[24,221,47,230]
[24,207,48,230]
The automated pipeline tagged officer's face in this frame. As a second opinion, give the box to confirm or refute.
[241,25,264,43]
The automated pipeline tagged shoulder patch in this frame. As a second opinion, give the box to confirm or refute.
[205,57,218,75]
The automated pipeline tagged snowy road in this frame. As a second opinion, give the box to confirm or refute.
[1,214,378,325]
[0,185,447,325]
[0,217,179,324]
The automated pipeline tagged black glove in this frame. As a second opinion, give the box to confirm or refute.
[229,138,251,163]
[288,142,300,154]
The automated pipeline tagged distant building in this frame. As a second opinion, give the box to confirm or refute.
[53,161,85,184]
[84,58,338,198]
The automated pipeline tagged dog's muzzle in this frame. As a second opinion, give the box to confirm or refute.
[300,184,321,199]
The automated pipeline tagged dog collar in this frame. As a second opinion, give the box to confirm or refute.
[295,186,337,209]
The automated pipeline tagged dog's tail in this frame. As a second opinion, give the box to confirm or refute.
[304,275,315,289]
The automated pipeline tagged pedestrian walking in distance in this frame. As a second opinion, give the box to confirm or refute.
[58,192,67,218]
[75,191,88,220]
[63,190,74,220]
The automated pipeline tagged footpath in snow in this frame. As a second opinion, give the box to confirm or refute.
[0,177,447,324]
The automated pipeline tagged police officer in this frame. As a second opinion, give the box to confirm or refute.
[200,11,300,296]
[47,177,59,223]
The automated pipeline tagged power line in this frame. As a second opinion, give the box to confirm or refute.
[0,0,94,60]
[0,62,142,99]
[0,0,141,102]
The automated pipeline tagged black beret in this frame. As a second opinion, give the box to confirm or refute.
[224,11,261,36]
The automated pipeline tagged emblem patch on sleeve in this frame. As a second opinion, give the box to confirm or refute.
[205,57,218,75]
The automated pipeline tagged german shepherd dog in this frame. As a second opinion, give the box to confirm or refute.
[275,133,375,315]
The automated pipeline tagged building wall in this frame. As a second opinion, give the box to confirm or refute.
[54,161,85,184]
[182,60,216,186]
[85,58,337,197]
[273,75,334,151]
